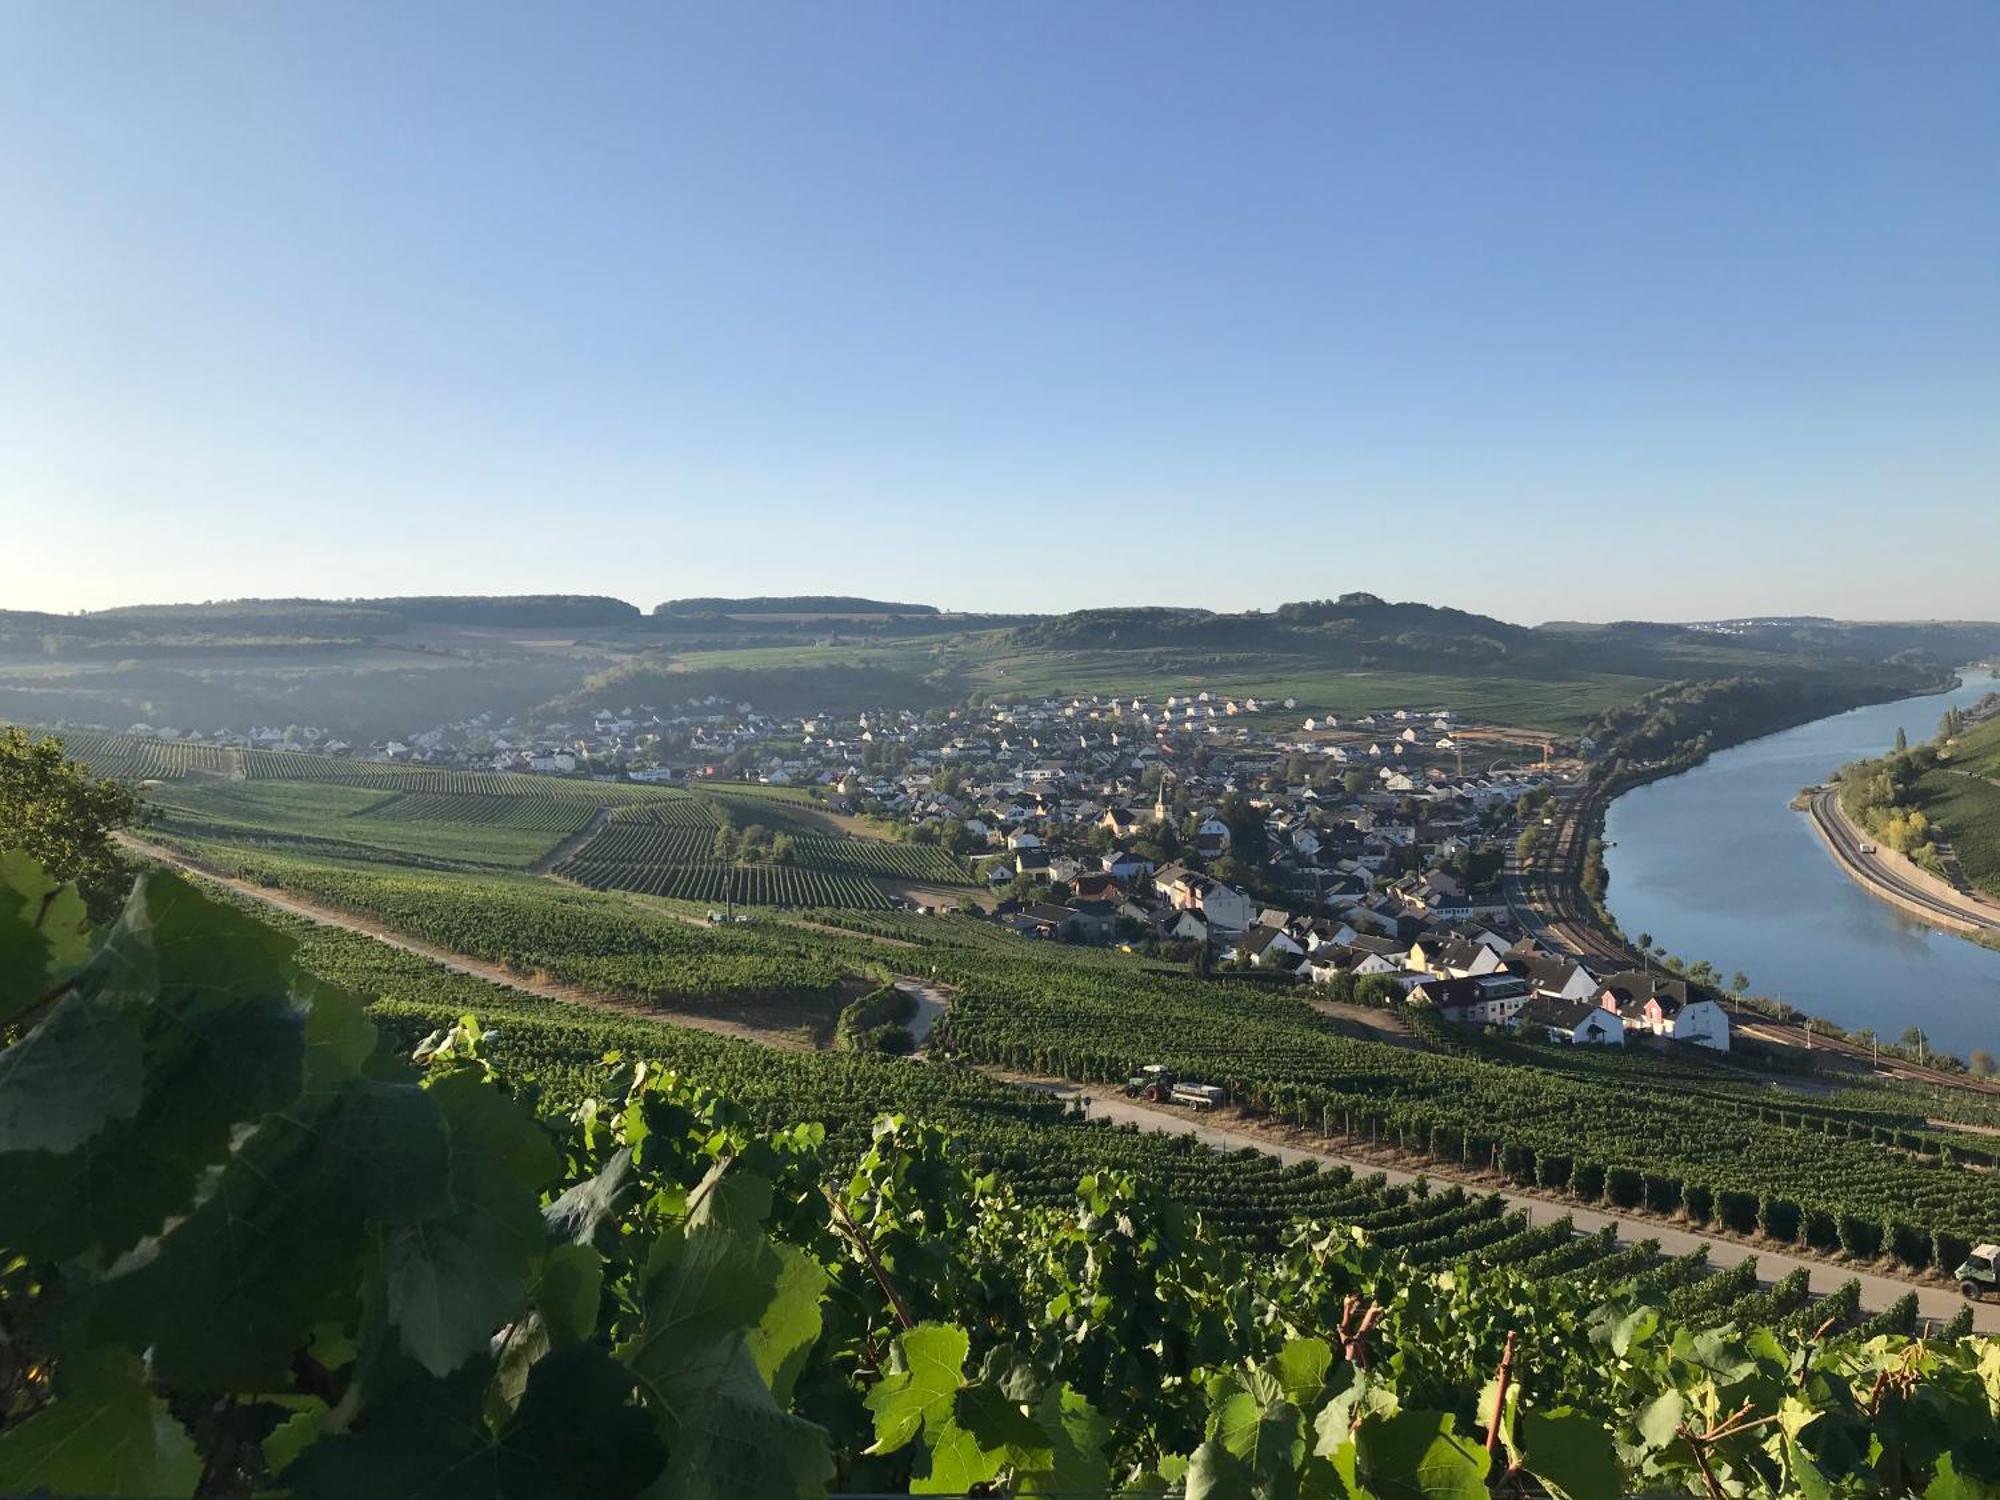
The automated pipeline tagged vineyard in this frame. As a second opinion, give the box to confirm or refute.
[2,855,1987,1499]
[140,834,2000,1287]
[548,793,972,907]
[8,725,236,780]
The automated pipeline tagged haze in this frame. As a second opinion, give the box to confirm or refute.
[3,2,1995,622]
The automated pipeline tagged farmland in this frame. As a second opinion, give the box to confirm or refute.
[1918,768,2000,900]
[38,725,971,905]
[140,826,2000,1281]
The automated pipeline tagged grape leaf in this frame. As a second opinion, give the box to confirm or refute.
[747,1241,827,1405]
[865,1323,969,1454]
[92,1071,449,1389]
[1016,1385,1113,1497]
[1515,1409,1620,1500]
[386,1070,558,1377]
[0,849,90,1024]
[0,1350,200,1499]
[1353,1410,1491,1500]
[620,1158,832,1500]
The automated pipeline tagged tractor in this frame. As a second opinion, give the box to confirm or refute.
[1124,1064,1176,1102]
[1956,1243,2000,1300]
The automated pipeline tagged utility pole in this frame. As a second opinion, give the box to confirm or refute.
[1804,1018,1813,1051]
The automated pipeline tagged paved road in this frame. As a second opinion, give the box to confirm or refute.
[1810,788,2000,935]
[1014,1078,1999,1333]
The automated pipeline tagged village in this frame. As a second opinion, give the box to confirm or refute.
[101,687,1731,1054]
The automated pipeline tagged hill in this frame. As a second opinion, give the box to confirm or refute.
[653,595,940,617]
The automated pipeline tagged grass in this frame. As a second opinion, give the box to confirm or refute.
[1915,769,2000,900]
[143,779,578,870]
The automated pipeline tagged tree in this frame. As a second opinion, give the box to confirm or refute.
[1972,1049,1998,1078]
[0,728,137,921]
[1730,972,1750,997]
[1894,726,1908,754]
[1342,769,1369,797]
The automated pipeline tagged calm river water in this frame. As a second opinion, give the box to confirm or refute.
[1601,670,2000,1059]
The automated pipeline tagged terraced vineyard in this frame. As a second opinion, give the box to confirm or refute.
[550,791,971,906]
[10,725,236,780]
[279,910,1945,1344]
[355,789,599,834]
[559,857,898,908]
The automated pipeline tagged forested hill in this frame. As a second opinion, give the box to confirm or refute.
[652,595,941,617]
[1012,595,1525,656]
[2,594,641,642]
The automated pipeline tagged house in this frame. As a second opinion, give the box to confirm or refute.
[1407,934,1504,980]
[1157,867,1256,935]
[1099,806,1143,838]
[1506,955,1599,1004]
[1409,973,1534,1027]
[1195,816,1232,856]
[1237,925,1306,968]
[1515,996,1624,1046]
[1599,971,1732,1051]
[1103,850,1155,882]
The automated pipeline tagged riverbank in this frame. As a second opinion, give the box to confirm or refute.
[1808,786,2000,937]
[1601,670,2000,1061]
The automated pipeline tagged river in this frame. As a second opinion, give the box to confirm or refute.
[1601,669,2000,1059]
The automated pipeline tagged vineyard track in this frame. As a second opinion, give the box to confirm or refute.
[108,835,1999,1333]
[1002,1077,2000,1334]
[530,804,616,875]
[117,834,810,1051]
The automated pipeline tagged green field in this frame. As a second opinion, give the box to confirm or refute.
[1917,767,2000,899]
[149,829,2000,1275]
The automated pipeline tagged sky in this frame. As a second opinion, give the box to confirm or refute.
[2,3,1995,625]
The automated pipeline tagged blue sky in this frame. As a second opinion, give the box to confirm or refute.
[3,3,1994,623]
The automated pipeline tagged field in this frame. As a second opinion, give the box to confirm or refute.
[149,829,2000,1280]
[271,902,1888,1336]
[7,725,237,780]
[1917,768,2000,899]
[38,725,964,906]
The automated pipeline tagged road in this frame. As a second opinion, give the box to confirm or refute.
[1809,787,2000,936]
[1015,1078,1999,1333]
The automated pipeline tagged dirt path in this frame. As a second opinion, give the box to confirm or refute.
[995,1074,1997,1333]
[530,805,614,875]
[899,979,950,1051]
[119,834,810,1050]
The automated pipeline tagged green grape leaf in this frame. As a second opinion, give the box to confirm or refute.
[1635,1389,1687,1451]
[262,1405,327,1477]
[0,983,145,1153]
[620,1158,832,1500]
[1016,1386,1112,1497]
[497,1343,666,1499]
[747,1241,826,1405]
[0,849,91,1025]
[1185,1438,1258,1500]
[386,1070,558,1377]
[0,1350,201,1499]
[953,1381,1054,1468]
[93,1071,449,1389]
[544,1144,638,1247]
[0,868,313,1258]
[1514,1409,1620,1500]
[865,1323,969,1454]
[1353,1410,1491,1500]
[538,1241,606,1345]
[1271,1338,1335,1409]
